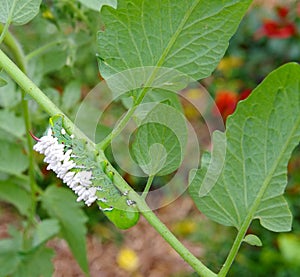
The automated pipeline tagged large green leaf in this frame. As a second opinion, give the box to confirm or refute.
[97,0,251,82]
[0,140,28,176]
[41,186,89,275]
[189,63,300,233]
[0,0,42,25]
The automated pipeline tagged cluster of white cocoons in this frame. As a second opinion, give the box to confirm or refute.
[33,128,98,206]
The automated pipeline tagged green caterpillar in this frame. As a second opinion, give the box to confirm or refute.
[35,115,139,229]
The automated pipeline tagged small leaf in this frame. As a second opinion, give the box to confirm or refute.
[32,219,60,248]
[0,110,25,140]
[189,63,300,233]
[243,234,262,247]
[41,186,89,275]
[77,0,117,11]
[0,140,28,176]
[0,181,31,216]
[0,0,42,25]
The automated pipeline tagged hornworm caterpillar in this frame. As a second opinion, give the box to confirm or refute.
[33,115,139,229]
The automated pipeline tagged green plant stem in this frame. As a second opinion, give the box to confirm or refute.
[0,49,216,277]
[0,49,71,127]
[98,71,158,150]
[0,20,11,45]
[98,102,140,149]
[101,158,216,277]
[218,225,248,277]
[96,0,200,148]
[141,208,217,277]
[26,39,67,61]
[141,175,154,199]
[0,25,24,70]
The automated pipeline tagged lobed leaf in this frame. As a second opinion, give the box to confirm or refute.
[189,63,300,233]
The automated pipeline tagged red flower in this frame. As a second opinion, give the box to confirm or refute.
[258,19,297,39]
[213,90,238,121]
[276,6,289,19]
[213,89,253,122]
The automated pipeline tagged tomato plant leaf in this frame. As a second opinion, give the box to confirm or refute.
[13,246,54,277]
[0,181,31,216]
[0,140,28,176]
[0,0,42,25]
[32,219,60,248]
[97,0,251,82]
[189,63,300,233]
[41,186,89,275]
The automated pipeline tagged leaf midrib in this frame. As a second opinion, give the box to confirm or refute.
[154,0,201,68]
[139,0,202,101]
[239,113,300,229]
